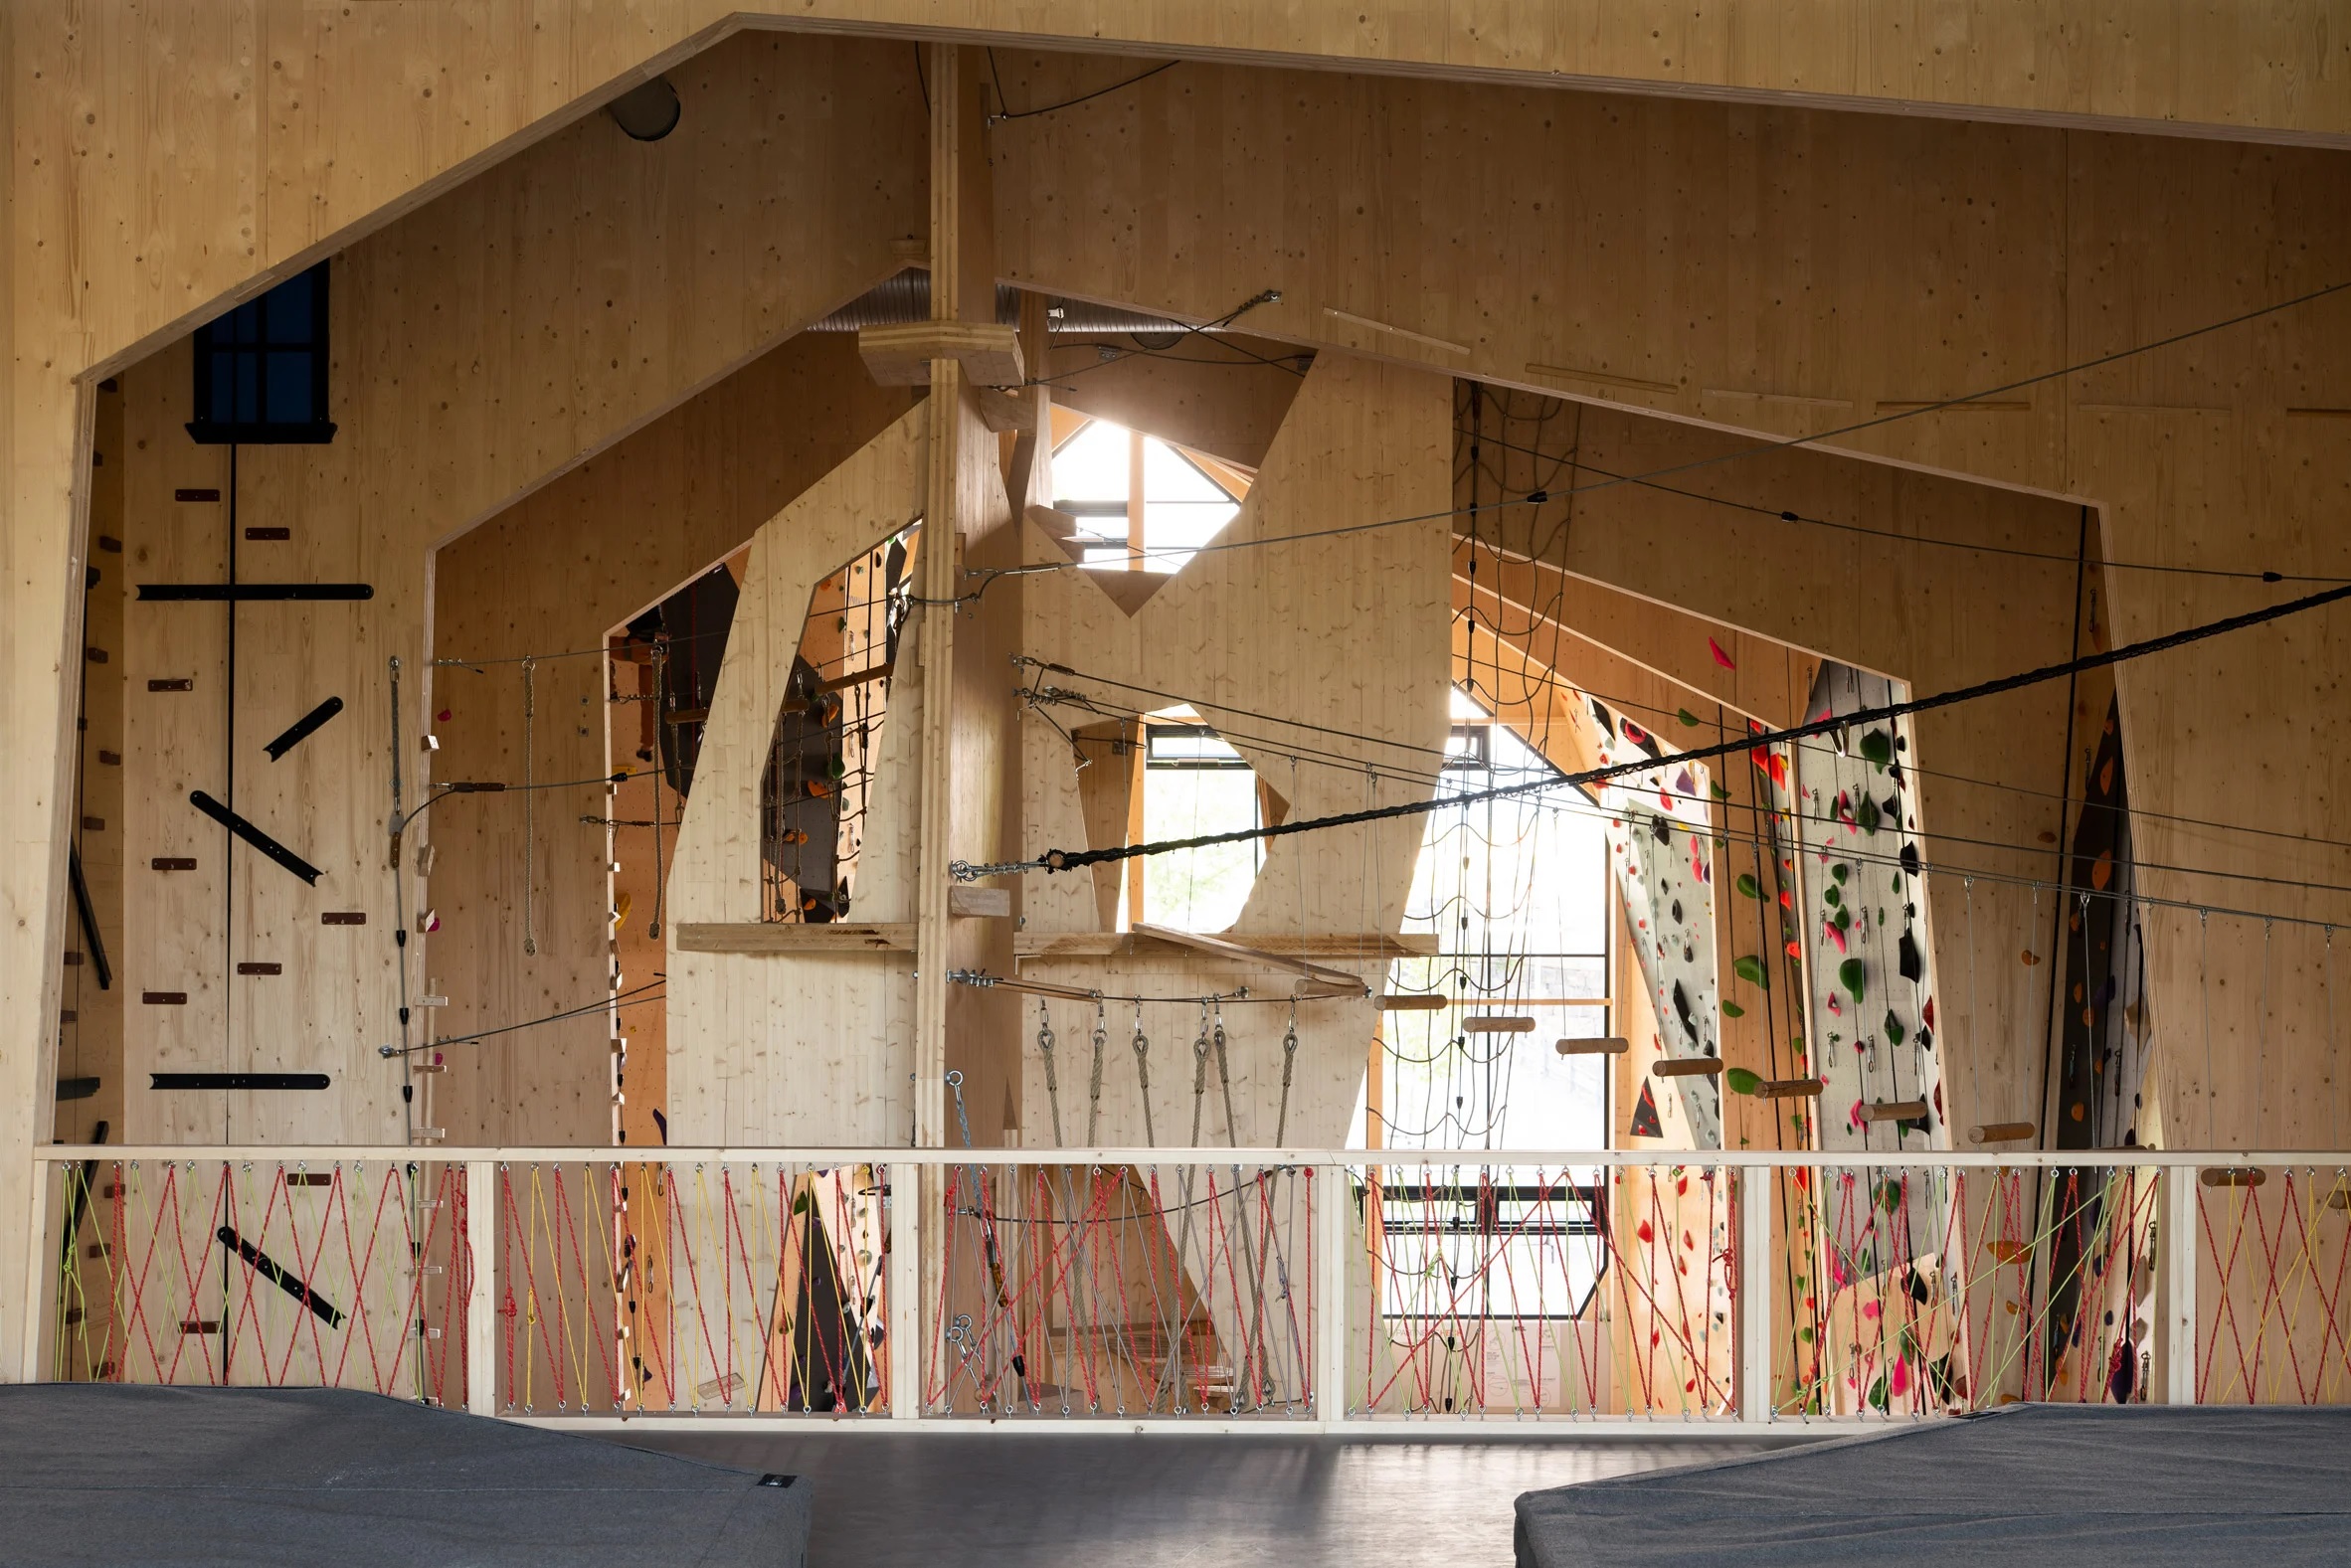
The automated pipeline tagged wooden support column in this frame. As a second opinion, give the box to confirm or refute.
[911,45,970,1151]
[911,43,1021,1151]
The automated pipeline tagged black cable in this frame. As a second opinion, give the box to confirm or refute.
[1038,676,2351,902]
[989,59,1178,123]
[1000,577,2351,877]
[379,980,665,1057]
[1454,422,2343,587]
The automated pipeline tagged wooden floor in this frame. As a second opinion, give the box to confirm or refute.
[610,1430,1781,1567]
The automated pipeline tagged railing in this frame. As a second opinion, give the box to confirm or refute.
[25,1146,2351,1432]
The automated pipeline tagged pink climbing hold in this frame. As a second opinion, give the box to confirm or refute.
[1709,635,1736,669]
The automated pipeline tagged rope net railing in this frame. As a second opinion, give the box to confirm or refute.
[36,1149,2351,1424]
[924,1160,1316,1419]
[47,1157,471,1403]
[495,1159,887,1416]
[1356,1161,1735,1419]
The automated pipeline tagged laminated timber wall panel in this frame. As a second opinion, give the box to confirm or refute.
[991,58,2351,1144]
[664,404,932,1146]
[1014,351,1452,1151]
[101,33,925,1147]
[427,331,916,1147]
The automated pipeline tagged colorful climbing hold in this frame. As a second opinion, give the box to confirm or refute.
[1839,958,1867,1002]
[1708,636,1736,669]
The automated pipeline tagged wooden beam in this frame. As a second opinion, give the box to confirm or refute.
[1019,932,1435,961]
[673,923,914,955]
[1128,923,1369,997]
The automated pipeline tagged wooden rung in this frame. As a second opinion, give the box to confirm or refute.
[1378,994,1449,1011]
[1555,1036,1630,1056]
[418,995,449,1008]
[412,1063,446,1075]
[1862,1100,1930,1123]
[284,1173,334,1188]
[1754,1078,1823,1099]
[413,1129,447,1142]
[1462,1016,1535,1034]
[1652,1057,1723,1079]
[2201,1168,2268,1188]
[1969,1122,2037,1144]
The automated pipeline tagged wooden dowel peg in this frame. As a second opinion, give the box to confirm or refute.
[1969,1122,2037,1144]
[2200,1168,2268,1189]
[1378,994,1449,1011]
[1754,1078,1823,1100]
[1862,1100,1929,1123]
[1462,1015,1534,1034]
[1555,1036,1630,1056]
[1652,1057,1722,1079]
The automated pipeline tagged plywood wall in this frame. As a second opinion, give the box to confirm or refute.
[995,65,2351,1144]
[94,33,924,1148]
[1013,351,1453,1149]
[427,332,915,1146]
[664,405,933,1145]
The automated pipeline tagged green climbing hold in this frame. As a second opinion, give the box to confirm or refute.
[1725,1067,1762,1096]
[1733,955,1768,988]
[1678,708,1701,727]
[1823,882,1842,908]
[1721,1001,1746,1019]
[1710,782,1730,800]
[1858,797,1882,834]
[1885,1011,1905,1046]
[1840,958,1867,1003]
[1735,872,1761,899]
[1832,863,1850,883]
[1860,729,1894,767]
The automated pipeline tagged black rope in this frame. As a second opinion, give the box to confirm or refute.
[990,59,1178,123]
[997,577,2351,876]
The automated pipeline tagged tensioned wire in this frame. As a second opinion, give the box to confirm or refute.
[1026,669,2351,909]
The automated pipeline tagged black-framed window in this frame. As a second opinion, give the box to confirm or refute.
[187,262,336,443]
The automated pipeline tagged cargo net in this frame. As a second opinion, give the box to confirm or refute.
[760,530,912,924]
[47,1158,471,1401]
[1364,1162,1736,1418]
[925,1161,1315,1418]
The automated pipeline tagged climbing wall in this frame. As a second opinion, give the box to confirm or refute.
[1786,663,1955,1413]
[1794,665,1947,1158]
[1588,697,1723,1149]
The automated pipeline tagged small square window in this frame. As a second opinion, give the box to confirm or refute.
[187,262,336,444]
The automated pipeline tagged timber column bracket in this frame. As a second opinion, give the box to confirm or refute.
[858,321,1022,389]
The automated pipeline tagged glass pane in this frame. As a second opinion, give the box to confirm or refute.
[264,270,315,345]
[234,353,261,425]
[264,351,314,424]
[1140,437,1237,572]
[1050,421,1129,506]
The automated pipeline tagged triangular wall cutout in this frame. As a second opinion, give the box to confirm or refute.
[1025,504,1176,616]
